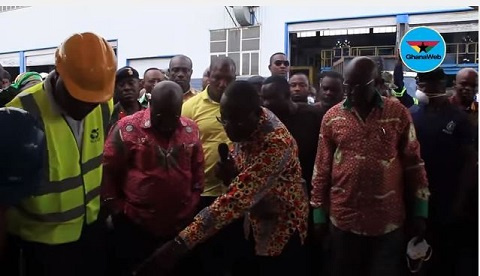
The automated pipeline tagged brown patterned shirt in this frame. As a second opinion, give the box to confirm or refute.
[178,108,309,256]
[311,94,430,236]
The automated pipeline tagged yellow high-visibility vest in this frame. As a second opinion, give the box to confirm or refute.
[6,82,112,244]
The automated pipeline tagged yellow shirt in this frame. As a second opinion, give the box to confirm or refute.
[182,88,231,197]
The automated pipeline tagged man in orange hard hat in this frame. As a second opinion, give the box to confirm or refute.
[4,32,116,276]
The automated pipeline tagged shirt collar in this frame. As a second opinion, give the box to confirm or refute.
[239,108,273,147]
[183,88,197,98]
[200,86,221,104]
[138,90,149,108]
[141,108,187,129]
[138,91,146,103]
[200,86,213,101]
[342,90,384,110]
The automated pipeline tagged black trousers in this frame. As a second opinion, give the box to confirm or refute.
[256,233,307,276]
[305,209,330,276]
[106,214,196,276]
[4,220,108,276]
[330,225,406,276]
[425,221,478,276]
[192,196,255,276]
[194,196,308,276]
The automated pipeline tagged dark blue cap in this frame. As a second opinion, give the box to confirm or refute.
[116,66,139,83]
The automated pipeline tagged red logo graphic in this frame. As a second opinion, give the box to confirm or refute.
[407,41,439,53]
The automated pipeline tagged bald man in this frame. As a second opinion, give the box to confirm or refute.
[102,81,205,275]
[311,57,429,276]
[452,68,478,109]
[451,68,478,135]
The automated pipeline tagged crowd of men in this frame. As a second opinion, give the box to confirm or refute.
[0,31,477,276]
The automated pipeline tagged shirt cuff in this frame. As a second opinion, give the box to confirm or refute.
[313,208,327,224]
[413,198,428,218]
[178,229,196,250]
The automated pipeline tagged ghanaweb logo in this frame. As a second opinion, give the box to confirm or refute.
[400,27,446,73]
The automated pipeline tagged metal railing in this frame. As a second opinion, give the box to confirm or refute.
[321,42,479,69]
[332,57,345,75]
[445,42,478,64]
[321,45,396,68]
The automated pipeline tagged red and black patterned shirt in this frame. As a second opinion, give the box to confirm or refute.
[178,108,309,256]
[102,109,205,238]
[311,94,430,236]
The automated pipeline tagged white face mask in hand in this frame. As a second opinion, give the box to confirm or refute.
[415,90,429,104]
[406,237,432,273]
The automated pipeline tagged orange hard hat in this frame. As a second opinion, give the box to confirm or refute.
[55,32,117,103]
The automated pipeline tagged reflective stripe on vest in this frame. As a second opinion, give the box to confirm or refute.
[6,83,112,244]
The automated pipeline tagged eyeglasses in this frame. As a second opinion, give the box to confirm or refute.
[216,116,247,127]
[274,60,290,67]
[343,79,375,91]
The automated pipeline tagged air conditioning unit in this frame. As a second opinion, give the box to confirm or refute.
[232,6,254,26]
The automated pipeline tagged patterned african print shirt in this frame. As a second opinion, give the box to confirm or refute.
[311,93,430,236]
[178,108,309,256]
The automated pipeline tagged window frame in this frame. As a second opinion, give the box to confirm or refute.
[210,25,261,76]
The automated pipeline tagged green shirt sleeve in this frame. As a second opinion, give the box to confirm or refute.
[313,208,327,224]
